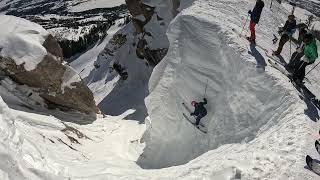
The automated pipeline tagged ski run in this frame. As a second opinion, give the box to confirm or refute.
[1,0,320,179]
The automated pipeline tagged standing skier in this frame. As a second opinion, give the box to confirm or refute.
[291,33,318,83]
[247,0,265,44]
[190,98,208,127]
[273,15,297,56]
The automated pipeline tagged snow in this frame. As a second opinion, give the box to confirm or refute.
[0,15,49,71]
[61,66,82,93]
[69,0,126,12]
[0,0,320,179]
[71,19,125,104]
[140,0,320,177]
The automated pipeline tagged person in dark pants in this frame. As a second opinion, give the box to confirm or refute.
[291,33,318,83]
[248,0,265,44]
[285,28,308,72]
[273,15,297,56]
[190,98,208,127]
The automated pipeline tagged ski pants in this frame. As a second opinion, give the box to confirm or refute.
[286,52,304,72]
[249,20,256,40]
[275,34,289,55]
[292,60,312,81]
[196,112,207,125]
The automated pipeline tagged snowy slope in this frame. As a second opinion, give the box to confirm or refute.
[69,0,126,12]
[71,19,125,104]
[0,0,320,179]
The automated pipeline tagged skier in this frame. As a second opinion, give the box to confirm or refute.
[291,33,318,83]
[247,0,265,44]
[285,28,307,71]
[273,15,297,56]
[190,98,207,127]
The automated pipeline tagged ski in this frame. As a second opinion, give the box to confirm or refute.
[316,140,320,156]
[267,59,306,93]
[267,59,292,78]
[182,113,207,133]
[306,155,320,175]
[265,51,287,67]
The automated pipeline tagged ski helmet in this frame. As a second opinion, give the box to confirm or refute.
[191,101,197,107]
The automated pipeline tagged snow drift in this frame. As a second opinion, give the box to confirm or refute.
[138,0,311,169]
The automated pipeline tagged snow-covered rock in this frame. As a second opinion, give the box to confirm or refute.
[0,15,98,115]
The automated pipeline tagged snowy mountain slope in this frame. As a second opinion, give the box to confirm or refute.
[69,0,126,12]
[0,0,128,58]
[71,19,125,104]
[0,0,126,15]
[0,0,320,180]
[70,0,179,120]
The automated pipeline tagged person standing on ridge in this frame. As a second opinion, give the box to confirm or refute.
[190,98,208,128]
[273,15,297,56]
[247,0,265,44]
[291,33,318,83]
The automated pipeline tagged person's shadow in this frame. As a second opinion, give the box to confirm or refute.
[248,44,267,71]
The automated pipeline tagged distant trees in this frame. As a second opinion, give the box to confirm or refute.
[59,23,110,58]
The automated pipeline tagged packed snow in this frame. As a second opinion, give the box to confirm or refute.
[69,0,126,12]
[71,19,125,104]
[0,15,49,71]
[0,0,320,179]
[61,66,82,93]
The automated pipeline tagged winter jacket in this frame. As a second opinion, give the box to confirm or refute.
[191,98,207,116]
[304,38,318,63]
[283,19,296,36]
[249,0,265,24]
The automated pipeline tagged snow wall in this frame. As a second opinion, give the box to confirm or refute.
[138,7,300,168]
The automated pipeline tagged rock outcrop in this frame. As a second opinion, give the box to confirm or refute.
[124,0,183,66]
[0,15,98,115]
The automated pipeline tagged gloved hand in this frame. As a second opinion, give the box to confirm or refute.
[248,10,252,14]
[203,98,207,102]
[302,56,309,63]
[296,43,304,53]
[296,47,303,53]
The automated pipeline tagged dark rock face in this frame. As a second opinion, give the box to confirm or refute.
[125,0,155,33]
[0,34,99,115]
[125,0,172,67]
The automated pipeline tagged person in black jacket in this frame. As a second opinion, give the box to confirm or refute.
[190,98,207,127]
[248,0,265,44]
[273,15,297,55]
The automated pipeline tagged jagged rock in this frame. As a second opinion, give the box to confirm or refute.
[125,0,155,33]
[125,0,174,66]
[0,15,98,115]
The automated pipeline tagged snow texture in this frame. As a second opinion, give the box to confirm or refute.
[61,66,82,93]
[0,0,320,179]
[0,15,49,71]
[69,0,126,12]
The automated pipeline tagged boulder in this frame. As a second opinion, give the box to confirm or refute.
[0,15,98,115]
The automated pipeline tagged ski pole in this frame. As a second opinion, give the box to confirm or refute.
[289,39,292,57]
[204,79,208,98]
[306,61,320,76]
[292,61,305,76]
[240,14,249,37]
